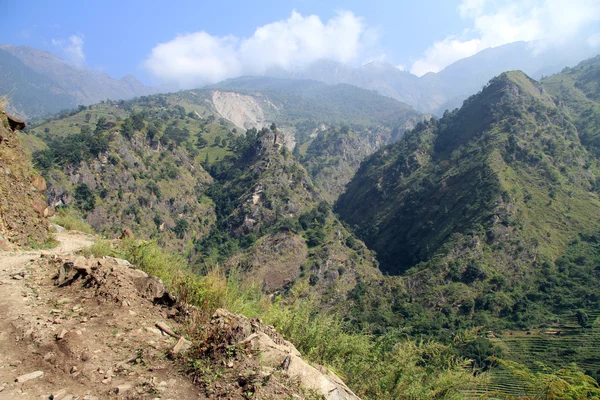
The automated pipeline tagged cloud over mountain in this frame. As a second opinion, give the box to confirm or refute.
[143,11,374,88]
[52,34,85,66]
[411,0,600,76]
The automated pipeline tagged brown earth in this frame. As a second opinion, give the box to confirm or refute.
[0,231,200,400]
[0,110,50,249]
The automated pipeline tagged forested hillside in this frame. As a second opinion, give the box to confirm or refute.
[336,63,600,336]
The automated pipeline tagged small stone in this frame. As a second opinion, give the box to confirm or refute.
[57,329,68,340]
[158,381,168,387]
[101,378,111,384]
[81,317,88,323]
[70,366,78,373]
[15,370,44,382]
[50,388,67,399]
[81,351,92,362]
[115,383,132,394]
[9,360,23,366]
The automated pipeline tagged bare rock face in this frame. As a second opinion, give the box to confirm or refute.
[6,113,26,131]
[0,110,50,248]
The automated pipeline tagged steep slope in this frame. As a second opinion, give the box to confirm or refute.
[0,45,156,119]
[542,55,600,158]
[0,108,50,249]
[195,126,382,304]
[28,100,217,251]
[336,70,600,331]
[301,123,417,202]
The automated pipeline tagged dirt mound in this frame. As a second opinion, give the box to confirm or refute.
[0,253,199,399]
[0,110,49,249]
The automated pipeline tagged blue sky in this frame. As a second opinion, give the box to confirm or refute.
[3,0,600,87]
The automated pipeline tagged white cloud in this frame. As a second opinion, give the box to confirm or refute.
[396,64,406,71]
[143,10,373,88]
[52,34,85,65]
[411,0,600,76]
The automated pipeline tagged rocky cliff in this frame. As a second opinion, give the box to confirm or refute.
[0,109,49,249]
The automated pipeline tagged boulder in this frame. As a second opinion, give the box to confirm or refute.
[6,113,26,131]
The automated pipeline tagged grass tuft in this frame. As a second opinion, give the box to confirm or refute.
[52,208,95,234]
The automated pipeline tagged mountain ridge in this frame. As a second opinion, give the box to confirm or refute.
[0,44,156,119]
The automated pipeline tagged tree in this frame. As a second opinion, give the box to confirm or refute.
[576,310,589,329]
[173,218,189,239]
[197,135,208,148]
[121,118,134,139]
[213,136,221,147]
[74,183,96,212]
[131,113,145,131]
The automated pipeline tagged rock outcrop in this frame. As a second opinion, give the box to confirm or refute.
[0,109,49,249]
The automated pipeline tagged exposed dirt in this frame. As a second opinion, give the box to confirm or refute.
[0,110,50,249]
[211,91,266,130]
[0,232,201,399]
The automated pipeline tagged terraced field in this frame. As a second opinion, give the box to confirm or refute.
[466,311,600,398]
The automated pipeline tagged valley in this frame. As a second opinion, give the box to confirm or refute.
[1,12,600,397]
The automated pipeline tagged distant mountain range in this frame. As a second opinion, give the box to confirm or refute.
[0,45,156,119]
[1,41,597,121]
[266,41,599,115]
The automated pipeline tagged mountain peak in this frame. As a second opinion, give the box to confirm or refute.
[493,70,554,104]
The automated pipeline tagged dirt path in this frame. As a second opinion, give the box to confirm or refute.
[0,231,94,271]
[0,232,202,400]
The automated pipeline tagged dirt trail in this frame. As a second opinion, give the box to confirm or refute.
[0,232,201,400]
[0,231,94,270]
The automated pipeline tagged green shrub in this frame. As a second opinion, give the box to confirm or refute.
[52,208,95,234]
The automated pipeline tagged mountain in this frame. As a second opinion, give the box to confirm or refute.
[26,86,391,301]
[204,76,423,200]
[0,48,76,118]
[267,59,440,113]
[194,126,383,302]
[336,65,600,334]
[270,42,599,116]
[28,99,218,252]
[0,45,156,119]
